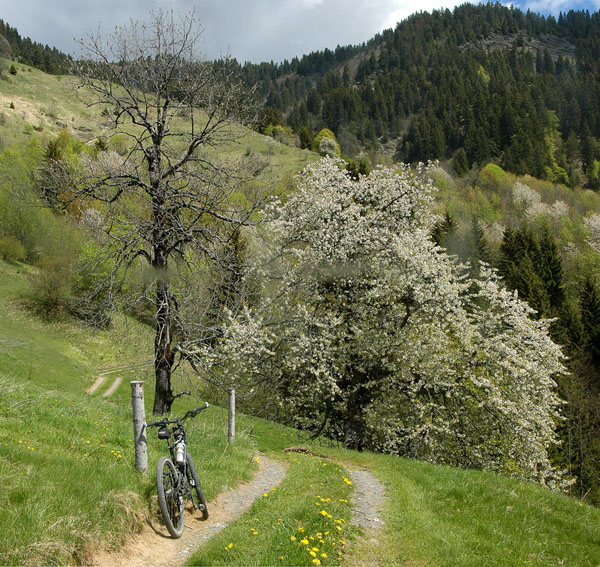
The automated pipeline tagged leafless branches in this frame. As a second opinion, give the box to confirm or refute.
[54,9,269,413]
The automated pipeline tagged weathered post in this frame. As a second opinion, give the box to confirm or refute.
[131,381,148,473]
[228,388,235,443]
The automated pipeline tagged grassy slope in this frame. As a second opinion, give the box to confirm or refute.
[0,59,319,180]
[1,61,600,567]
[0,261,257,565]
[1,260,600,566]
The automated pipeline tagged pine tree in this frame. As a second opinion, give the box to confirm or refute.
[469,217,490,276]
[580,276,600,368]
[539,227,565,311]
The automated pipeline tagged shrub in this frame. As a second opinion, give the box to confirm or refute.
[0,236,26,263]
[26,257,73,321]
[313,128,341,157]
[9,64,16,75]
[318,136,338,158]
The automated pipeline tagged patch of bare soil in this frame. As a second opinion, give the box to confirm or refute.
[343,466,387,567]
[89,455,286,567]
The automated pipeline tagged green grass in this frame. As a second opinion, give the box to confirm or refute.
[316,449,600,567]
[2,259,600,566]
[0,58,320,181]
[0,260,256,565]
[187,453,355,566]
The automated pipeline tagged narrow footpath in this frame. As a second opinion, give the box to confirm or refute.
[345,466,387,567]
[91,455,287,567]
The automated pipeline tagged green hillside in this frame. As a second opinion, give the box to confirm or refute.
[0,18,599,565]
[0,58,318,179]
[1,260,599,566]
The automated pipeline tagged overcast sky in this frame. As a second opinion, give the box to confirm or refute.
[1,0,599,63]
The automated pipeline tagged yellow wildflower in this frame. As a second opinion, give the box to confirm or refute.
[301,538,309,545]
[291,536,297,541]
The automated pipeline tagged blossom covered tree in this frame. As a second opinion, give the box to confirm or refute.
[200,158,567,486]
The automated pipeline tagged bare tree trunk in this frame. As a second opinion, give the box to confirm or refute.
[153,275,175,414]
[343,378,368,452]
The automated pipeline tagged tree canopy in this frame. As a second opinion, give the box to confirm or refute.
[200,158,568,487]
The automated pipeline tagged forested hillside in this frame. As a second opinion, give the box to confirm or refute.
[240,3,600,188]
[0,19,71,74]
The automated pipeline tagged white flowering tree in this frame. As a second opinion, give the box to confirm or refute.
[200,158,567,485]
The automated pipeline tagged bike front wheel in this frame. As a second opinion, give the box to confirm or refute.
[156,456,185,538]
[186,453,209,520]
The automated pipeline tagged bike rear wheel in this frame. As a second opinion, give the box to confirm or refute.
[186,453,209,520]
[156,456,185,538]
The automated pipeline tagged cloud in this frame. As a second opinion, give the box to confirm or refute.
[506,0,600,15]
[1,0,598,64]
[382,0,464,30]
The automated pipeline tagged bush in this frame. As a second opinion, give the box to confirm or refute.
[318,136,338,157]
[313,128,341,157]
[0,236,26,263]
[26,257,73,321]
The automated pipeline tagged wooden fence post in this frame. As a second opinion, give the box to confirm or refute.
[228,388,235,443]
[131,381,148,473]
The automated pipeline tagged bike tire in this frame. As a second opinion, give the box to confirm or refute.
[186,452,209,520]
[156,456,185,538]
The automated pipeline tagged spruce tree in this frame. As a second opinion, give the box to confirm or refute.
[539,227,565,311]
[580,276,600,367]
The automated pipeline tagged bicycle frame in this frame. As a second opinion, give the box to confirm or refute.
[147,403,209,517]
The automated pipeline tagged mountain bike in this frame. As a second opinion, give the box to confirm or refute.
[147,403,210,538]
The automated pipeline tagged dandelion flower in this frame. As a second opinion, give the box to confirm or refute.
[301,538,309,545]
[312,560,321,565]
[320,510,328,516]
[291,536,297,541]
[310,551,317,558]
[321,553,328,558]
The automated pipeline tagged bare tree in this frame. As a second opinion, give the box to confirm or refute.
[53,10,265,414]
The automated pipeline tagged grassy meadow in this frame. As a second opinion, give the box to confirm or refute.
[1,59,600,567]
[1,257,600,565]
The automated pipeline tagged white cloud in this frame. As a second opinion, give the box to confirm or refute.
[1,0,598,63]
[520,0,600,13]
[382,0,464,30]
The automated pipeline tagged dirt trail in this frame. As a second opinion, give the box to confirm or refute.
[91,455,287,567]
[349,468,386,530]
[86,375,106,394]
[344,466,387,567]
[87,361,152,397]
[102,377,122,397]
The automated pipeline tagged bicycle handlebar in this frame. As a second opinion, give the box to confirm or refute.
[146,402,209,428]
